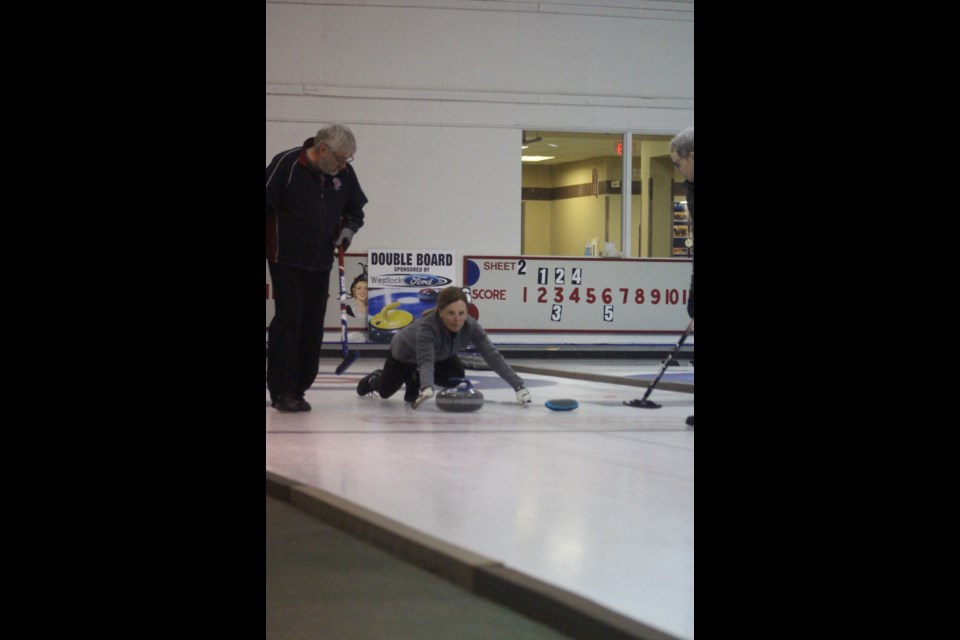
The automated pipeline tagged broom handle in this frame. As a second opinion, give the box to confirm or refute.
[640,317,695,401]
[338,245,349,357]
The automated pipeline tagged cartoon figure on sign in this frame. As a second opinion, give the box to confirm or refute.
[346,263,369,320]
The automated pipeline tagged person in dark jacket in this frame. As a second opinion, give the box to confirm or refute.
[356,287,532,409]
[266,125,368,412]
[669,126,694,428]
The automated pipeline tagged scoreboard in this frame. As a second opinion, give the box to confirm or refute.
[464,256,693,333]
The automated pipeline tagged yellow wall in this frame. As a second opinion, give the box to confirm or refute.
[522,165,553,255]
[523,200,553,255]
[523,164,553,188]
[649,155,674,257]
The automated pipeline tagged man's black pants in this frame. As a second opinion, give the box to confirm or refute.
[267,261,330,401]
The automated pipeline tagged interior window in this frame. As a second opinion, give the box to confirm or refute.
[521,130,676,258]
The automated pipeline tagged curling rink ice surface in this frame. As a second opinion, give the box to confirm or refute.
[266,356,694,640]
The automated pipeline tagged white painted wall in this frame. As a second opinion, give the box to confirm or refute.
[266,0,693,279]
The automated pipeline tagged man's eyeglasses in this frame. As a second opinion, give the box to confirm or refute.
[672,156,685,169]
[333,150,354,166]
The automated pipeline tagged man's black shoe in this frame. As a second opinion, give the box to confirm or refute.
[297,397,312,411]
[275,395,301,412]
[686,415,694,427]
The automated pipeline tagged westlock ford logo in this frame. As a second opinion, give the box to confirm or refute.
[369,274,453,287]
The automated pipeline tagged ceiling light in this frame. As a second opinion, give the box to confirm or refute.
[522,155,555,162]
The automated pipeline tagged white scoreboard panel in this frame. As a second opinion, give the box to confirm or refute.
[464,256,693,333]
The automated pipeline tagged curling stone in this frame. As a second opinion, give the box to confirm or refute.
[418,287,439,303]
[435,378,484,412]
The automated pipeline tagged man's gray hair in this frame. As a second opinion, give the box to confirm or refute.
[315,124,358,156]
[670,127,694,159]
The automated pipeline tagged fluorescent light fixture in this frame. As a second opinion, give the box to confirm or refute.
[521,145,529,149]
[522,155,555,162]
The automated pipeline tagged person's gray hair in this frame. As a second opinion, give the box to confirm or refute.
[670,127,694,159]
[315,124,358,157]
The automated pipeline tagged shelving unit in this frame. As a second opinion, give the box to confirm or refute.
[671,201,693,257]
